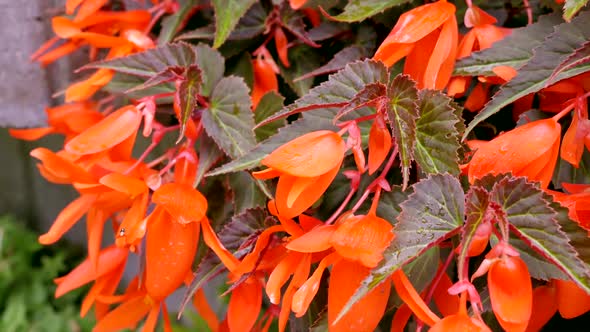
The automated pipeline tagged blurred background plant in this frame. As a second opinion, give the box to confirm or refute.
[0,215,94,332]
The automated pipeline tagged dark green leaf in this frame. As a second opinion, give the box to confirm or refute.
[177,66,202,142]
[414,90,461,175]
[564,0,590,21]
[454,14,563,76]
[376,185,412,222]
[464,11,590,138]
[193,44,225,97]
[103,72,175,99]
[207,59,388,176]
[280,5,320,48]
[202,76,256,159]
[280,45,321,97]
[548,40,590,84]
[339,174,464,320]
[296,46,367,82]
[509,236,567,280]
[83,42,196,77]
[124,68,178,93]
[308,22,349,41]
[386,75,419,188]
[490,177,590,292]
[195,131,224,186]
[212,0,257,48]
[460,186,489,260]
[158,0,199,44]
[176,25,216,40]
[229,172,266,214]
[335,82,386,120]
[552,150,590,190]
[328,0,412,22]
[229,53,255,90]
[254,92,286,141]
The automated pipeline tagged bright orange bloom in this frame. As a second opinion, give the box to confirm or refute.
[328,259,391,332]
[368,115,392,174]
[429,312,490,332]
[555,279,590,318]
[526,284,558,332]
[251,52,279,109]
[447,5,511,108]
[468,118,561,189]
[289,0,307,10]
[253,130,346,218]
[373,0,458,89]
[488,255,533,332]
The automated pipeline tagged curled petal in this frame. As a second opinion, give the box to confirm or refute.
[368,117,392,175]
[286,225,336,253]
[391,269,440,327]
[92,295,152,332]
[55,246,128,298]
[275,162,341,219]
[262,130,346,177]
[292,253,339,317]
[330,214,394,268]
[65,106,142,155]
[99,172,147,198]
[152,182,208,224]
[39,194,96,244]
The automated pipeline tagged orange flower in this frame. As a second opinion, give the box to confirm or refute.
[526,284,558,332]
[373,0,458,89]
[555,279,590,318]
[429,312,490,332]
[253,130,346,218]
[328,259,391,332]
[487,255,533,332]
[468,118,561,189]
[251,51,279,109]
[447,5,511,104]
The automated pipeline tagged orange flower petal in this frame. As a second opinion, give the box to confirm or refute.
[286,224,336,252]
[252,56,279,109]
[561,112,585,167]
[464,6,497,28]
[429,313,490,332]
[152,182,208,224]
[292,253,338,317]
[99,172,147,198]
[266,252,304,304]
[403,28,440,89]
[373,42,414,67]
[227,280,263,332]
[424,16,458,90]
[555,279,590,318]
[9,127,54,141]
[378,1,455,44]
[278,254,311,332]
[74,0,108,22]
[193,288,220,332]
[30,147,95,183]
[330,214,394,268]
[52,16,81,38]
[468,118,561,188]
[262,130,345,177]
[92,295,152,332]
[145,213,199,301]
[86,207,107,270]
[328,260,391,332]
[525,284,557,332]
[274,28,290,68]
[252,167,282,180]
[55,246,128,298]
[233,225,284,277]
[275,162,341,218]
[115,193,149,248]
[289,0,307,10]
[488,256,533,331]
[391,269,440,327]
[432,272,460,317]
[390,303,412,332]
[65,69,114,102]
[39,194,96,245]
[464,83,488,112]
[201,217,240,271]
[368,118,392,174]
[65,106,141,155]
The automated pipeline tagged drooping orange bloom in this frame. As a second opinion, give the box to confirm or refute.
[373,0,458,90]
[251,51,279,109]
[487,255,533,332]
[526,283,558,332]
[253,130,346,218]
[368,115,392,174]
[468,118,561,189]
[555,279,590,318]
[447,6,511,111]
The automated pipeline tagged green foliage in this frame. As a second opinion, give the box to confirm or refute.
[0,216,94,332]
